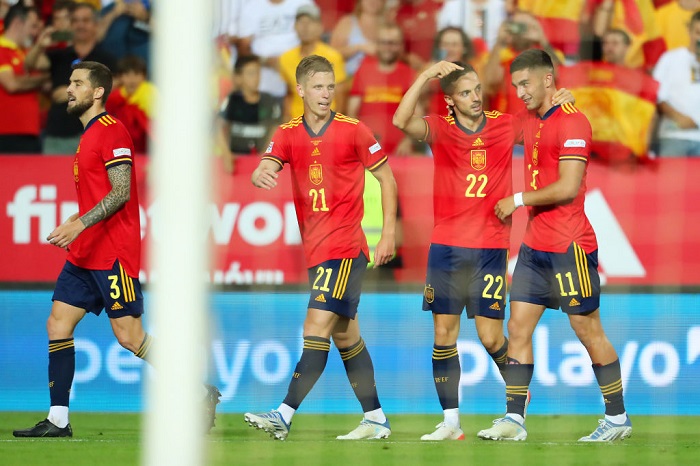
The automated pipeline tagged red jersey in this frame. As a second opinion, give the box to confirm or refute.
[0,36,40,136]
[516,103,597,253]
[350,56,415,154]
[68,113,141,276]
[424,111,516,249]
[263,112,387,267]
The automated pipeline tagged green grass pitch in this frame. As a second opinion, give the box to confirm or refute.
[1,413,698,466]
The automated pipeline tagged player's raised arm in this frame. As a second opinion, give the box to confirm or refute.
[393,61,463,140]
[251,158,282,190]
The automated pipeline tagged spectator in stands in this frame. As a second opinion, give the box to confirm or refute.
[601,28,631,66]
[98,0,151,69]
[653,11,700,156]
[330,0,387,77]
[47,1,74,51]
[238,0,315,102]
[394,0,442,70]
[314,0,354,41]
[218,55,282,173]
[43,2,116,154]
[516,0,587,58]
[0,3,49,153]
[426,26,482,116]
[589,0,665,71]
[656,0,700,52]
[559,28,659,163]
[482,11,561,115]
[347,22,415,155]
[105,54,153,154]
[214,0,243,69]
[279,3,347,119]
[436,0,506,51]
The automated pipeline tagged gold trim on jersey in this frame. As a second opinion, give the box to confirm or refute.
[367,155,388,171]
[560,155,588,163]
[280,116,303,129]
[484,110,503,119]
[561,103,578,114]
[119,263,137,302]
[443,115,455,125]
[333,113,359,125]
[332,259,353,299]
[104,158,131,168]
[98,115,118,126]
[262,155,284,168]
[574,243,592,298]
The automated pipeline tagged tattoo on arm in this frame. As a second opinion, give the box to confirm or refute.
[80,164,132,228]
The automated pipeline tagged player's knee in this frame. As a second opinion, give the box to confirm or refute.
[506,319,530,344]
[573,326,604,349]
[478,333,500,352]
[46,314,71,340]
[433,324,458,345]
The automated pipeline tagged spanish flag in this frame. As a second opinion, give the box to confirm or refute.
[558,61,659,161]
[516,0,587,56]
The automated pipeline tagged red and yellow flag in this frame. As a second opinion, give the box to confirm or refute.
[558,61,659,161]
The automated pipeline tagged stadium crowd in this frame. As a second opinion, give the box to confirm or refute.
[2,0,700,161]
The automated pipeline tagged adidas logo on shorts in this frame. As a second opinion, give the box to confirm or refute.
[315,294,326,303]
[111,302,124,311]
[489,302,501,311]
[569,298,581,307]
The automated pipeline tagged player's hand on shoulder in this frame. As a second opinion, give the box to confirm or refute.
[552,88,575,106]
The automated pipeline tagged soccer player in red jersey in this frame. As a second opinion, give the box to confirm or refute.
[394,60,574,441]
[478,49,631,442]
[244,55,398,441]
[12,61,220,438]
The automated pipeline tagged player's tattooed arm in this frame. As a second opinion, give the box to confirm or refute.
[80,164,132,228]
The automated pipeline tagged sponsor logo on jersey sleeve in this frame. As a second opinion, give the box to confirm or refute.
[265,141,274,153]
[112,148,132,157]
[369,142,381,154]
[564,139,586,148]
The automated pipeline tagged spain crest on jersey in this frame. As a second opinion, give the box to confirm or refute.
[424,285,435,303]
[470,150,486,171]
[309,162,323,185]
[532,146,539,166]
[73,159,79,182]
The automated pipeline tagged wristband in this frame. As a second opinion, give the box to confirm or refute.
[514,192,524,208]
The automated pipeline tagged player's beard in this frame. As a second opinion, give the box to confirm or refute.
[66,98,94,117]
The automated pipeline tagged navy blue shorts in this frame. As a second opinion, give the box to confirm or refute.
[52,260,144,319]
[510,243,600,314]
[422,244,508,319]
[307,252,368,319]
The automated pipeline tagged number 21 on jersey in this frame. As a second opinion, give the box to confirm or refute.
[309,188,329,211]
